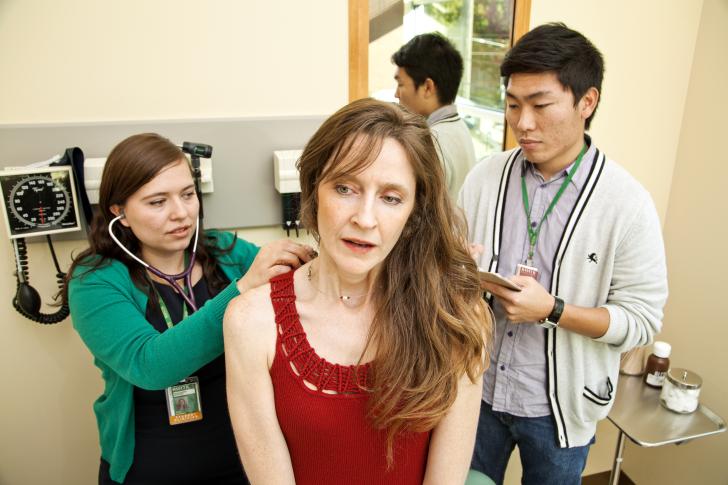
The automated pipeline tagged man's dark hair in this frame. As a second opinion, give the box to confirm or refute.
[501,23,604,129]
[392,33,463,105]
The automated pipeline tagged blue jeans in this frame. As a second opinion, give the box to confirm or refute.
[471,401,593,485]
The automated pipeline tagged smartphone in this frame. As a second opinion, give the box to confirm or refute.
[478,269,522,291]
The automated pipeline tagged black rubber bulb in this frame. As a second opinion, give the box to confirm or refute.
[17,283,42,314]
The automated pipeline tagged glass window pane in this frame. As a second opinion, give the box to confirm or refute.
[369,0,514,159]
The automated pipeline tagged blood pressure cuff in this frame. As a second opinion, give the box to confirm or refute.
[52,147,94,227]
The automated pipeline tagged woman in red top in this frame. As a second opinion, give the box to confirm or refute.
[224,99,491,484]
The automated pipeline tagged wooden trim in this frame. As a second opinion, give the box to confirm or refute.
[348,0,369,102]
[504,0,531,149]
[581,470,636,485]
[512,0,532,45]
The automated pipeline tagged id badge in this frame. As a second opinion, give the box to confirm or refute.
[165,376,203,425]
[516,263,540,280]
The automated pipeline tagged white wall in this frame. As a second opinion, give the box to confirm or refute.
[0,1,345,484]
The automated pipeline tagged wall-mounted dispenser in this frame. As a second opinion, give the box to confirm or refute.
[273,149,303,237]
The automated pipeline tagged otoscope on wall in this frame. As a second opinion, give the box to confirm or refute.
[181,142,213,220]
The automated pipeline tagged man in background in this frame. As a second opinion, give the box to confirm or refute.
[392,33,476,198]
[459,23,668,484]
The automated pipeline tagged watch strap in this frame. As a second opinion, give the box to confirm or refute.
[539,296,564,328]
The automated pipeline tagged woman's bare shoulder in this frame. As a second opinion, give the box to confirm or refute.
[224,283,277,354]
[227,282,273,318]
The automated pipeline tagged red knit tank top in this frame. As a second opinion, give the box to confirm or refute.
[269,270,430,485]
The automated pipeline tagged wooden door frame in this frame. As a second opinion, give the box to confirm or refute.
[349,0,369,102]
[504,0,531,149]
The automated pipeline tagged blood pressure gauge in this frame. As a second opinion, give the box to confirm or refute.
[0,166,82,238]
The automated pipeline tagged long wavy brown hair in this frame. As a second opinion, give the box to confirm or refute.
[298,98,492,462]
[62,133,231,304]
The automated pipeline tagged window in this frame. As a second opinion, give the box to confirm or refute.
[361,0,530,156]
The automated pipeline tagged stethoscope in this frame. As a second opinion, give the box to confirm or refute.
[108,213,200,312]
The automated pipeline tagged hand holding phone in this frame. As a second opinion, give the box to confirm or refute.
[478,269,522,292]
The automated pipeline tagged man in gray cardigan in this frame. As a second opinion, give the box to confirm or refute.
[392,33,476,198]
[459,23,668,484]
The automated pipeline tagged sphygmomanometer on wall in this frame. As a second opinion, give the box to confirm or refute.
[0,151,85,324]
[0,142,212,324]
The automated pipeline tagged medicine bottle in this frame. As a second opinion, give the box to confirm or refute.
[644,341,671,388]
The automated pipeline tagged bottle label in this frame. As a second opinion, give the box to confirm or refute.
[646,371,666,386]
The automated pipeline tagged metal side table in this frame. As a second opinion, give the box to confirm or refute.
[607,375,725,485]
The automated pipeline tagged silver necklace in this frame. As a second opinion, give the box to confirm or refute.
[306,264,368,302]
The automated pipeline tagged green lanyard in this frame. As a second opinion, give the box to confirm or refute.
[520,144,587,266]
[157,292,188,330]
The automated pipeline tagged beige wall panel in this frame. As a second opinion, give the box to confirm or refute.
[0,0,347,122]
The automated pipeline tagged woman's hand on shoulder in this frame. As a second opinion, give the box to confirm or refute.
[236,239,315,294]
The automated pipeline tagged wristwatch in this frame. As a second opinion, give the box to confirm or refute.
[539,296,564,329]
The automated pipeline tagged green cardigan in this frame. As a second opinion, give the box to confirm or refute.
[69,231,258,483]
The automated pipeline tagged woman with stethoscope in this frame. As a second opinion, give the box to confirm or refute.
[64,133,313,484]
